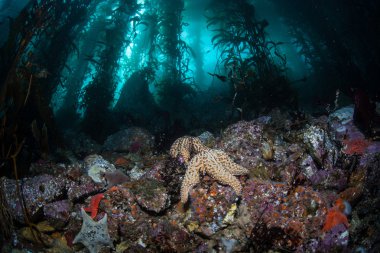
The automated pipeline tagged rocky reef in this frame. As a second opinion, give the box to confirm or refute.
[1,110,379,253]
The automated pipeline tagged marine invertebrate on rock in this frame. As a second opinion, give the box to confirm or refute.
[342,138,370,155]
[169,136,206,164]
[322,199,350,232]
[84,154,116,183]
[260,140,274,161]
[180,148,249,203]
[113,156,129,168]
[83,193,104,219]
[322,209,349,232]
[73,208,112,253]
[334,198,351,216]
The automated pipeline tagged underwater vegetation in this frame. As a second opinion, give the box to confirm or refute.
[0,0,380,252]
[206,0,296,114]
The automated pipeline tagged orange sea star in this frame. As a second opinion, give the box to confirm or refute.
[83,193,104,219]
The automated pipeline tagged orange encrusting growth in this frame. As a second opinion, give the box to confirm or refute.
[342,138,370,155]
[322,198,349,232]
[114,157,129,167]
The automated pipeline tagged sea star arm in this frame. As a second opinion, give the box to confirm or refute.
[191,137,208,153]
[73,208,112,253]
[205,153,244,196]
[170,137,192,163]
[214,150,249,175]
[180,154,202,203]
[83,193,104,219]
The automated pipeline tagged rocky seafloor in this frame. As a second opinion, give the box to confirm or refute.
[1,106,379,253]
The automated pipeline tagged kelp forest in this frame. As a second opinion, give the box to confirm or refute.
[0,0,296,170]
[0,0,380,252]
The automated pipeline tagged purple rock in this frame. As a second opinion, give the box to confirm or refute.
[366,141,380,155]
[319,223,349,250]
[219,120,264,168]
[1,174,66,223]
[149,221,198,252]
[242,179,327,250]
[66,174,103,201]
[302,159,348,190]
[303,125,338,170]
[43,200,71,229]
[313,169,346,189]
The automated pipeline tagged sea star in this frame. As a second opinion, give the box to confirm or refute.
[73,208,113,253]
[180,148,249,203]
[170,136,206,164]
[83,193,104,219]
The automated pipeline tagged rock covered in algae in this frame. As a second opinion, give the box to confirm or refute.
[65,168,103,201]
[303,124,338,170]
[132,179,170,213]
[218,120,264,169]
[147,220,201,252]
[103,127,154,154]
[184,181,239,237]
[241,179,327,251]
[1,174,66,223]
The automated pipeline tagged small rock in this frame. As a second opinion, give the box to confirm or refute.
[197,131,216,148]
[318,223,349,251]
[329,106,354,125]
[303,125,338,170]
[44,200,71,229]
[103,169,130,187]
[84,154,116,183]
[103,127,154,154]
[66,174,103,201]
[132,179,170,213]
[149,221,199,252]
[64,130,102,157]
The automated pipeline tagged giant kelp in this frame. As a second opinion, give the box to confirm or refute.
[113,1,160,125]
[0,0,91,175]
[0,0,92,241]
[153,0,197,118]
[56,0,113,129]
[270,0,380,107]
[81,0,141,142]
[206,0,297,116]
[0,0,297,156]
